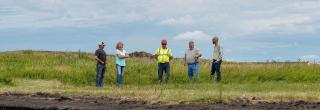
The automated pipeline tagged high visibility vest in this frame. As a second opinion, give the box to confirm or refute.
[156,48,172,63]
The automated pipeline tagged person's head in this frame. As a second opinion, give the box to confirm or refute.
[212,36,219,45]
[98,41,105,49]
[161,40,167,49]
[189,41,194,50]
[116,42,124,50]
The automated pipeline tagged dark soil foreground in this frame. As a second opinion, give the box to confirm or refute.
[0,92,320,110]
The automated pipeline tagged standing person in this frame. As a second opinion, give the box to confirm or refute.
[184,41,202,80]
[211,36,223,82]
[95,41,107,87]
[115,42,129,87]
[155,40,173,83]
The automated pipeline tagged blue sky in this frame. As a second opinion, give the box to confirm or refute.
[0,0,320,62]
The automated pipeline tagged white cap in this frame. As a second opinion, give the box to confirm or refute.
[98,41,105,46]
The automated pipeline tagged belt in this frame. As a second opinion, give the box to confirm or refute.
[188,62,199,65]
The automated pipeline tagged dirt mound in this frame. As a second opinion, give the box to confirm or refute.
[129,51,154,58]
[0,92,319,110]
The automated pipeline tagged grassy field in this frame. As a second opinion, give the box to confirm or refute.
[1,50,320,103]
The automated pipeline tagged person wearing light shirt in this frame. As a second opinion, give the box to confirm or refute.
[211,36,223,82]
[115,42,129,87]
[184,41,202,80]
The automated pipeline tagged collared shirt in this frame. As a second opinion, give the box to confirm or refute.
[155,48,172,63]
[115,49,126,66]
[185,48,201,64]
[95,49,107,65]
[213,45,223,61]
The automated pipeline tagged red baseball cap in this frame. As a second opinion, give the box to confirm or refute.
[161,40,167,45]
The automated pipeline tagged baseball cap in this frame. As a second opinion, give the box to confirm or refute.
[161,40,167,45]
[98,41,105,46]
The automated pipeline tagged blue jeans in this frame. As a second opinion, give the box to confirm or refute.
[211,61,222,81]
[188,62,200,80]
[96,64,106,87]
[116,64,125,86]
[158,62,170,82]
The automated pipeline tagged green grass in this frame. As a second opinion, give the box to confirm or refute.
[0,50,320,103]
[1,79,320,103]
[0,77,14,86]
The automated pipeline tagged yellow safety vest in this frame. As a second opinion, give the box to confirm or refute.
[155,48,172,63]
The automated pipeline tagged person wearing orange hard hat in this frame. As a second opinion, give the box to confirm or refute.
[154,39,173,83]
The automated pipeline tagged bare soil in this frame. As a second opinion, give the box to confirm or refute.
[0,92,319,110]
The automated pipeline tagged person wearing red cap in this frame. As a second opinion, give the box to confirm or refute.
[155,39,173,83]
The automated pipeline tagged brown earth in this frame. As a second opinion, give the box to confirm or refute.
[0,92,319,110]
[129,51,154,58]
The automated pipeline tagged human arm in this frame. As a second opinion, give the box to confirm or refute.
[184,53,187,66]
[95,56,105,64]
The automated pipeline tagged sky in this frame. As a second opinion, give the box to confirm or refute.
[0,0,320,62]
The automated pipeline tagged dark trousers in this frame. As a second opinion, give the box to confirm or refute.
[158,62,170,82]
[211,61,222,81]
[96,64,106,87]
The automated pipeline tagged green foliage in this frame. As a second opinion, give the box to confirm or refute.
[0,50,320,86]
[0,76,14,86]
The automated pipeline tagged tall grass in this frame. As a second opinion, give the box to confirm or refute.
[0,50,319,86]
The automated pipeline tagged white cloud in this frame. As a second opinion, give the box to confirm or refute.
[0,0,319,37]
[173,30,211,41]
[236,42,300,51]
[159,15,193,26]
[1,0,320,62]
[300,55,320,64]
[241,15,313,35]
[0,0,149,28]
